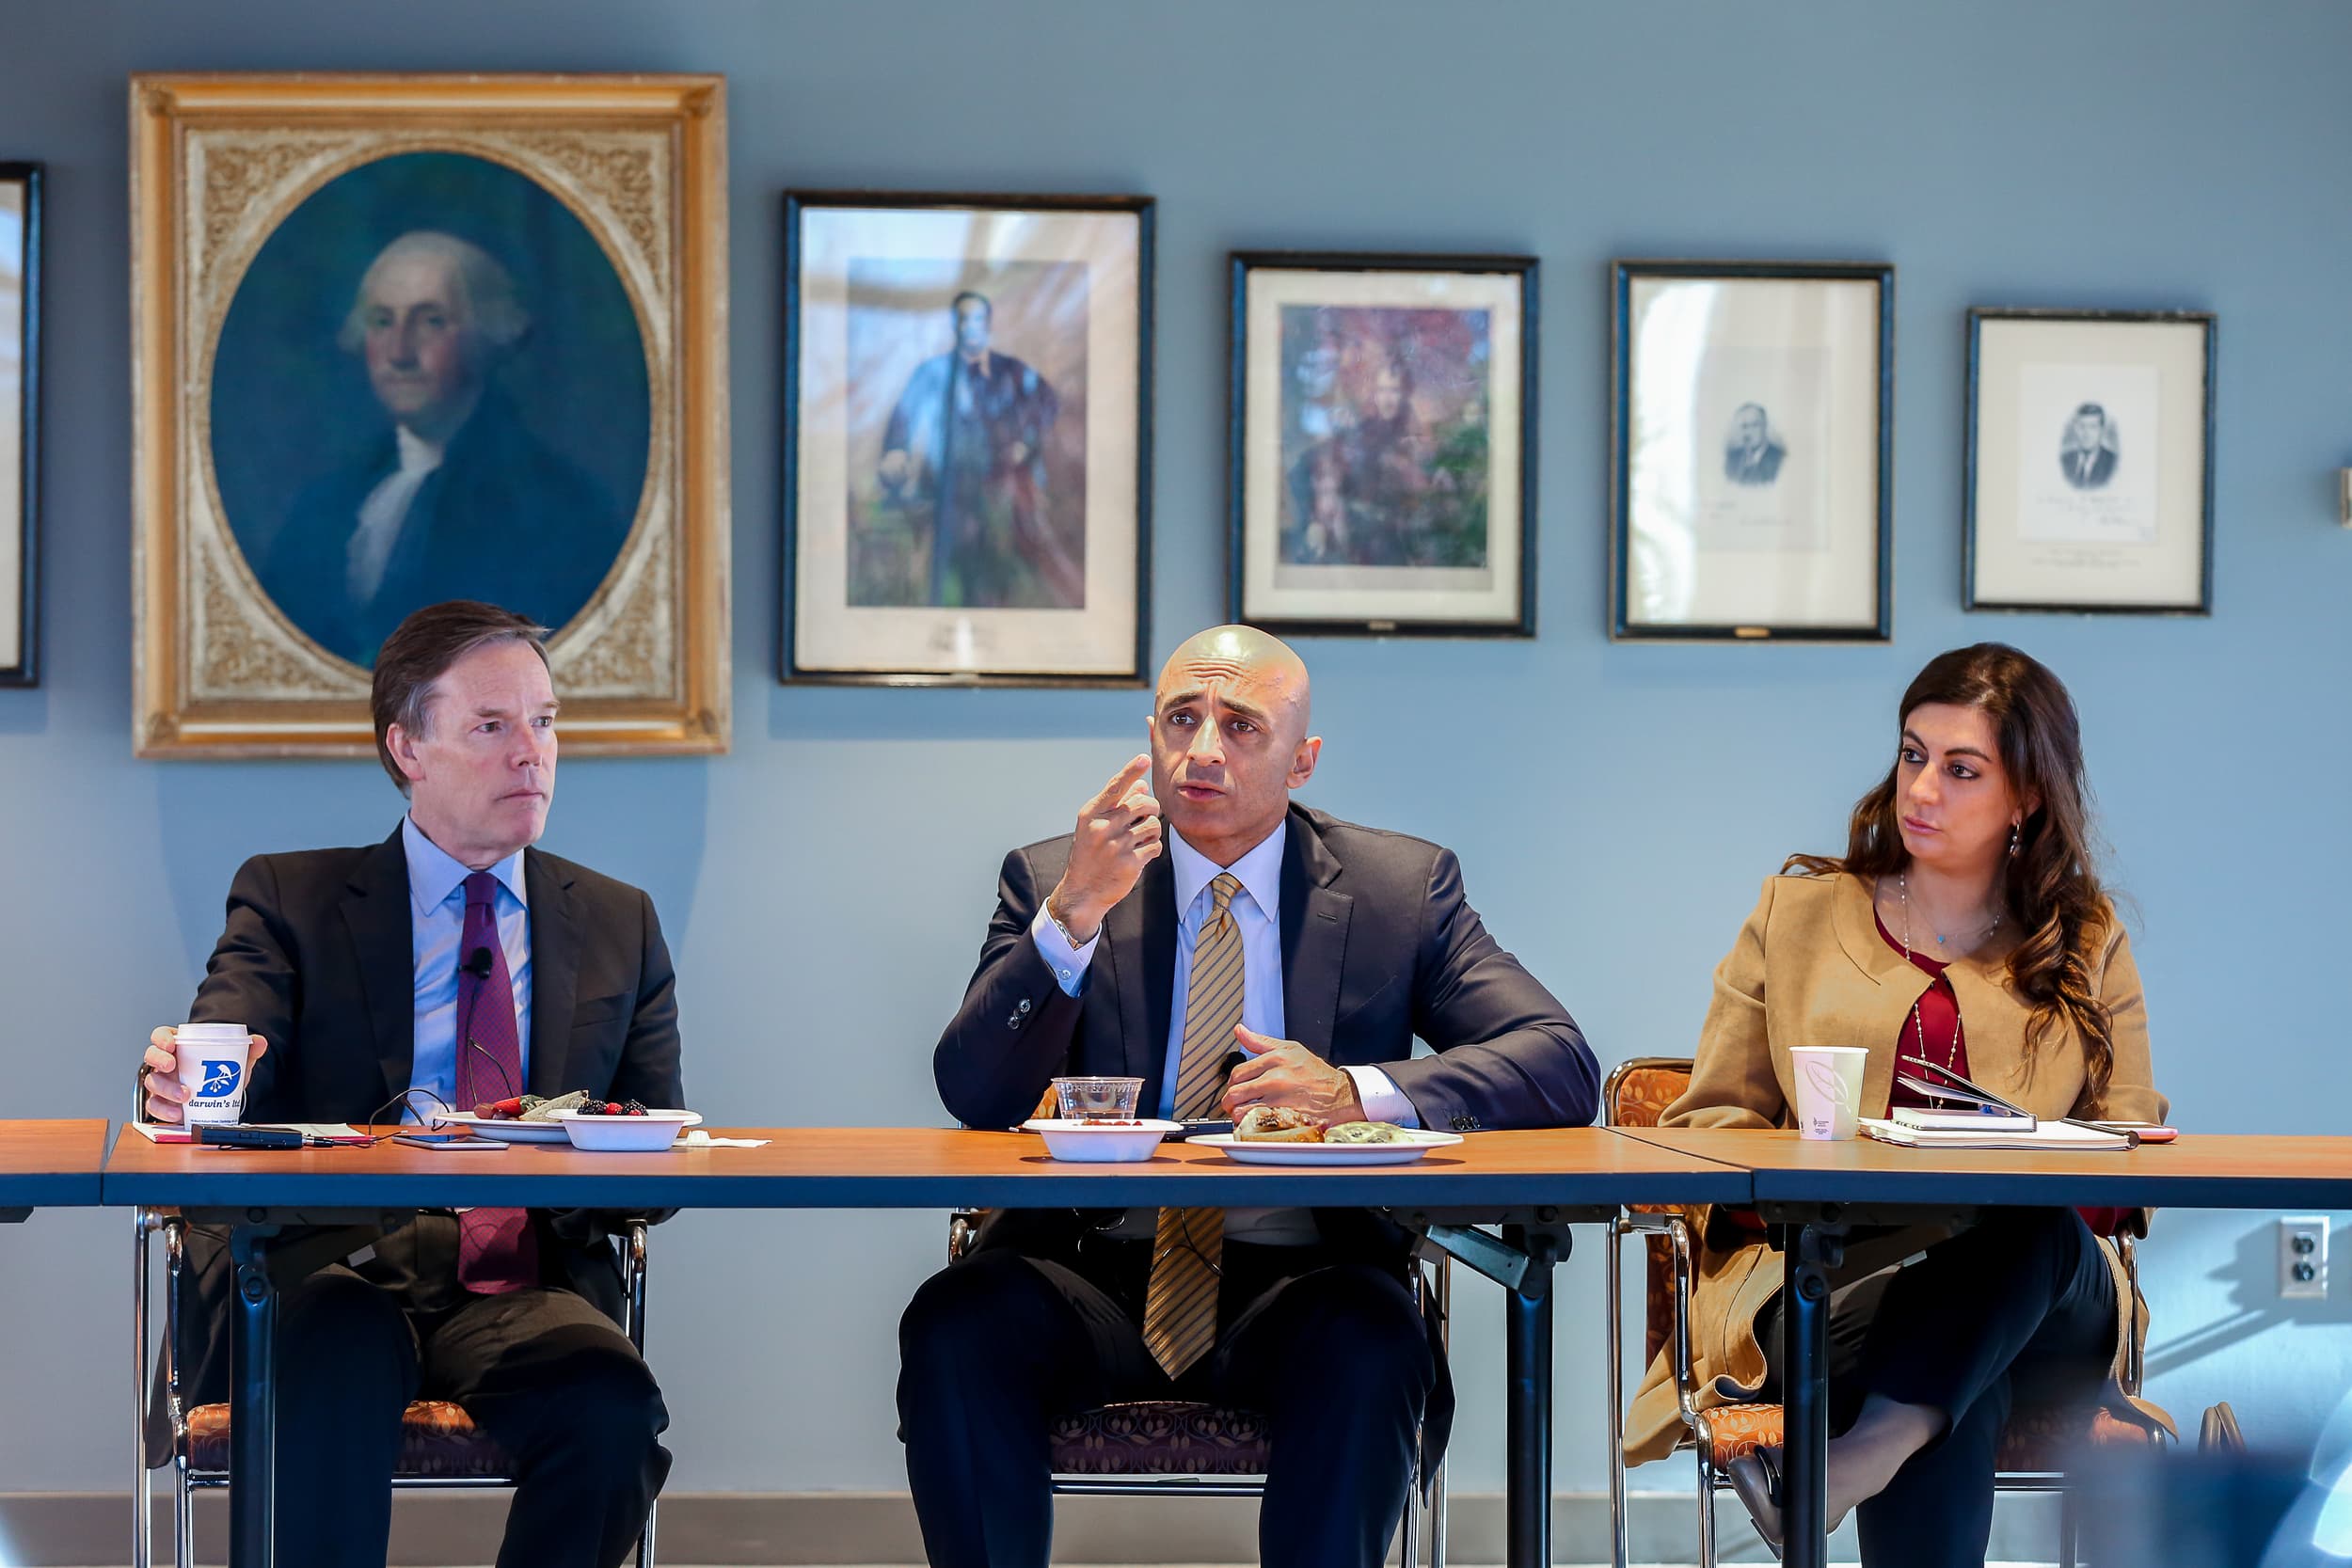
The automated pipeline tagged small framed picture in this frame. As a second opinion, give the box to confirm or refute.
[1611,260,1894,641]
[1229,251,1535,638]
[0,163,38,687]
[783,190,1152,686]
[1964,309,2215,615]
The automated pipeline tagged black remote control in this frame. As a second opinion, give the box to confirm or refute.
[197,1123,304,1150]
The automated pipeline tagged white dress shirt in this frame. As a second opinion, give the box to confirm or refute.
[347,425,447,602]
[403,815,532,1114]
[1029,821,1417,1243]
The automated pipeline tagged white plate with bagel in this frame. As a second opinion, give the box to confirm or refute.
[1190,1109,1464,1164]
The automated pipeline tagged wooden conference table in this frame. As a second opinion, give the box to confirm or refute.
[0,1118,108,1221]
[1614,1127,2352,1568]
[103,1124,1749,1568]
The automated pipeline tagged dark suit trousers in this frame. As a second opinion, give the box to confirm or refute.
[898,1233,1436,1568]
[269,1266,670,1568]
[1759,1207,2117,1568]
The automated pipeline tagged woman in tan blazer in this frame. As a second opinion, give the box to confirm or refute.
[1624,643,2171,1565]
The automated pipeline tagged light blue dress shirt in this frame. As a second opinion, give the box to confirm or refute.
[403,815,532,1113]
[1029,821,1416,1243]
[1031,822,1416,1126]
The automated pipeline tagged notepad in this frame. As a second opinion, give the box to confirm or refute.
[1891,1106,2037,1133]
[1859,1117,2135,1151]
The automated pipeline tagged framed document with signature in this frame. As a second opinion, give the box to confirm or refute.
[1964,309,2215,615]
[1611,260,1893,641]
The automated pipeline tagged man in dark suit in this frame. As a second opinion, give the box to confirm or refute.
[897,625,1597,1568]
[2060,402,2120,489]
[1725,401,1788,486]
[251,231,631,668]
[139,599,679,1568]
[874,289,1067,608]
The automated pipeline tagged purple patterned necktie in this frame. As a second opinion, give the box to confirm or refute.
[455,870,538,1294]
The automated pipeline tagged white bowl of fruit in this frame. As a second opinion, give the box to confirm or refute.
[551,1100,703,1151]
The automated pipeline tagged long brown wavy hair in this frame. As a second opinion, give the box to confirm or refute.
[1786,643,2119,1108]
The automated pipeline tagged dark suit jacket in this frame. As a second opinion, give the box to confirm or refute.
[934,804,1597,1459]
[2061,445,2118,489]
[154,826,683,1449]
[1724,441,1787,486]
[258,390,629,667]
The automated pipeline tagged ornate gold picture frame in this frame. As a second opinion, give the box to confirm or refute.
[131,73,730,756]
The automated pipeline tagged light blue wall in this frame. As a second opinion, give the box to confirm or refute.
[3,0,2350,1502]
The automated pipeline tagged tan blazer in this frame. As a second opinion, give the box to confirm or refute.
[1623,870,2173,1466]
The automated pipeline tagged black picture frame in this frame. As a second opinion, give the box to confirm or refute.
[1227,250,1537,638]
[1610,258,1895,642]
[1963,307,2216,616]
[1,162,40,688]
[781,189,1155,687]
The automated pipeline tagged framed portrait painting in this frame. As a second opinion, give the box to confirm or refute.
[1964,309,2215,615]
[131,74,732,756]
[1611,260,1893,641]
[784,191,1152,686]
[0,163,38,687]
[1229,252,1534,637]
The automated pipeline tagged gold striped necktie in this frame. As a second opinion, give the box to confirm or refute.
[1141,872,1244,1379]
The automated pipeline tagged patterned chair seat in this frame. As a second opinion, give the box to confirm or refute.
[186,1399,513,1479]
[1047,1401,1270,1476]
[1694,1400,2151,1471]
[1994,1404,2154,1471]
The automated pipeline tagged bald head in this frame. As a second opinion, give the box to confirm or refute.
[1149,626,1321,867]
[1155,625,1311,742]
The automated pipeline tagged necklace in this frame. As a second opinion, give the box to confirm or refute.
[1897,871,2002,949]
[1894,874,1997,1105]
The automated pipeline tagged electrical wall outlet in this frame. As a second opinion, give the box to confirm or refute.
[2280,1216,2329,1300]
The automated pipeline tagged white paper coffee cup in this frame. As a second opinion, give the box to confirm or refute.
[173,1022,254,1126]
[1788,1046,1868,1141]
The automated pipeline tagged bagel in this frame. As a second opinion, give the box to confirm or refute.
[1233,1105,1325,1143]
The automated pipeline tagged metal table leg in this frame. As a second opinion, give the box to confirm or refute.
[228,1224,281,1568]
[1780,1220,1843,1568]
[1502,1224,1561,1568]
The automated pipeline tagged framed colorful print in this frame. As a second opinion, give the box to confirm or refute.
[783,190,1152,686]
[1611,259,1894,641]
[1964,309,2215,615]
[1229,251,1535,638]
[130,73,732,757]
[0,163,39,687]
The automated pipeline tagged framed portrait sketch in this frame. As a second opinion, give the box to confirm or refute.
[783,191,1152,686]
[1964,309,2215,615]
[1229,252,1534,637]
[0,163,39,687]
[130,74,731,757]
[1611,260,1893,641]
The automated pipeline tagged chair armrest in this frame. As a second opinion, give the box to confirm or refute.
[159,1213,190,1443]
[1616,1208,1708,1433]
[2117,1231,2142,1397]
[618,1219,649,1351]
